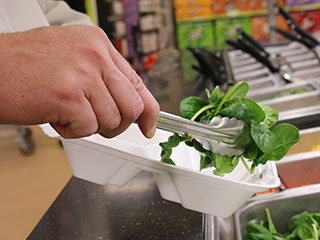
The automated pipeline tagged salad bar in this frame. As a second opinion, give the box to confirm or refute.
[29,5,320,240]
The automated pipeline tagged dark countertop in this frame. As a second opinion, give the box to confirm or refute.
[28,173,204,240]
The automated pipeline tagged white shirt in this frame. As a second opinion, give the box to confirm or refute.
[0,0,93,33]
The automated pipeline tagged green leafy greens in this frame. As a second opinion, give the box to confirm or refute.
[245,208,320,240]
[159,82,300,176]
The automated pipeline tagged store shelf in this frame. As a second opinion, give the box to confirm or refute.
[285,3,320,12]
[176,4,320,23]
[107,14,123,22]
[176,9,268,23]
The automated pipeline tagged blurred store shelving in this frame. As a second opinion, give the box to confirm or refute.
[75,0,320,78]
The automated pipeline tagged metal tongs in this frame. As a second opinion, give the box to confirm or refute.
[273,3,320,52]
[157,111,244,156]
[227,29,296,83]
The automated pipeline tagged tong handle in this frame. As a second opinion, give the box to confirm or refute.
[187,47,225,86]
[272,27,315,49]
[236,37,280,73]
[275,3,320,48]
[238,29,270,58]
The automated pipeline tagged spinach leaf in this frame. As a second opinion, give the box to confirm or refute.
[159,81,300,177]
[244,145,259,161]
[199,110,215,123]
[257,124,300,164]
[251,121,276,154]
[213,81,249,116]
[246,210,320,240]
[191,103,217,121]
[313,213,320,225]
[180,97,208,120]
[297,215,319,240]
[272,235,286,240]
[214,155,239,176]
[260,104,279,129]
[219,98,265,125]
[160,133,193,164]
[206,86,222,104]
[288,212,310,232]
[185,139,215,170]
[245,222,274,240]
[200,153,214,170]
[265,208,278,234]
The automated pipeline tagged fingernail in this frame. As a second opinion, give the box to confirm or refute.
[146,123,157,138]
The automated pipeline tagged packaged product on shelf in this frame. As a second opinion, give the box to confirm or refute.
[143,51,161,71]
[285,0,320,7]
[140,14,156,31]
[212,0,243,15]
[251,15,290,40]
[115,38,128,58]
[291,10,320,36]
[215,17,252,49]
[141,32,158,54]
[174,0,212,8]
[176,20,216,49]
[212,0,282,15]
[139,0,160,13]
[175,5,214,20]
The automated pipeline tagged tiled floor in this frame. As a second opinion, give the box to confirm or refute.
[0,126,72,240]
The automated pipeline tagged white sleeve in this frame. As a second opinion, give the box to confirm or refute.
[37,0,94,26]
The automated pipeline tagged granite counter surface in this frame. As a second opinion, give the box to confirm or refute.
[28,172,204,240]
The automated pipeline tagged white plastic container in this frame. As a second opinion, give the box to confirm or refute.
[39,124,280,217]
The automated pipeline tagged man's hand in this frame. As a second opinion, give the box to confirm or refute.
[0,26,159,138]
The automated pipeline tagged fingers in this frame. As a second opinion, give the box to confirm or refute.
[105,39,160,138]
[51,27,159,139]
[50,97,98,138]
[99,62,145,138]
[129,71,160,138]
[86,74,122,134]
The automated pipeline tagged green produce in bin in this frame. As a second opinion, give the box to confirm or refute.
[245,208,320,240]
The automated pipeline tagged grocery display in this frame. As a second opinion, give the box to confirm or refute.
[23,0,320,239]
[170,3,320,239]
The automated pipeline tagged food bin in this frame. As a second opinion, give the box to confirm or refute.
[276,126,320,189]
[246,79,320,129]
[247,79,320,104]
[39,123,280,217]
[204,126,320,239]
[234,184,320,239]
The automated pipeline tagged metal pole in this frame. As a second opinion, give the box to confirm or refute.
[267,0,277,44]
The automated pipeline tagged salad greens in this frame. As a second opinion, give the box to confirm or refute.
[245,208,320,240]
[159,81,300,176]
